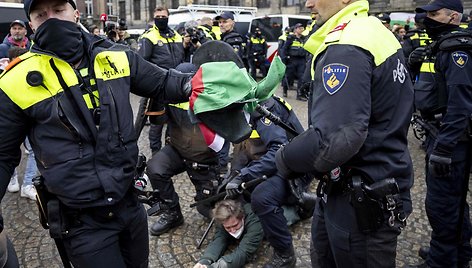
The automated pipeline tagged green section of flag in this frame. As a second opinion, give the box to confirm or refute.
[192,57,286,115]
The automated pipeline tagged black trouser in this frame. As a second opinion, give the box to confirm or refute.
[425,137,472,267]
[248,54,267,79]
[284,57,306,97]
[310,191,404,268]
[146,145,219,218]
[62,192,149,268]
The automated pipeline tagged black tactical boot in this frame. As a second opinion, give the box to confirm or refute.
[418,246,429,260]
[263,247,296,268]
[150,205,184,236]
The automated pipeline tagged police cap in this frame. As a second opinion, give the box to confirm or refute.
[215,11,234,21]
[24,0,77,20]
[376,13,391,24]
[293,23,304,29]
[416,0,463,14]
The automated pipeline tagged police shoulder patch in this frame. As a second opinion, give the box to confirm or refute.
[261,117,272,126]
[452,51,468,68]
[322,64,349,95]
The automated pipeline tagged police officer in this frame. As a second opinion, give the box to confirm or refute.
[146,62,228,236]
[276,0,414,267]
[282,23,307,101]
[216,12,245,62]
[198,17,218,41]
[404,13,432,81]
[376,12,392,30]
[0,0,192,266]
[225,96,310,268]
[247,27,268,79]
[138,6,185,154]
[408,1,472,267]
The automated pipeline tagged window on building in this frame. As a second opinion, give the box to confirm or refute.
[257,0,270,8]
[229,0,240,6]
[133,0,141,20]
[208,0,218,5]
[171,0,179,9]
[149,0,156,20]
[85,0,93,16]
[119,1,126,20]
[107,0,113,15]
[284,0,300,6]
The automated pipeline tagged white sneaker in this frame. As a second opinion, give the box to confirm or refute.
[21,185,37,201]
[7,175,19,193]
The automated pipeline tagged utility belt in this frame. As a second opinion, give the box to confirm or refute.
[317,172,407,233]
[183,160,222,198]
[34,176,137,239]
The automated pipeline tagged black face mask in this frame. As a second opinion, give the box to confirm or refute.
[34,18,83,64]
[423,16,458,40]
[154,17,169,31]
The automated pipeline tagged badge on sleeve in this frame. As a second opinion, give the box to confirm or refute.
[322,64,349,95]
[261,117,272,126]
[452,51,468,68]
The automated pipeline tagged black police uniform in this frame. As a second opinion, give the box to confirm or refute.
[0,29,191,267]
[247,34,268,79]
[229,96,308,265]
[403,29,431,80]
[138,26,185,153]
[417,29,472,268]
[282,33,306,100]
[221,30,245,62]
[276,1,413,266]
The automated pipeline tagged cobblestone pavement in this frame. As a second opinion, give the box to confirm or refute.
[2,89,471,267]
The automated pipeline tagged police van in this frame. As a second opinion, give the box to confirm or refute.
[0,2,29,41]
[169,5,257,36]
[249,14,311,62]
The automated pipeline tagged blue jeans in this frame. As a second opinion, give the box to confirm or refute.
[23,138,38,186]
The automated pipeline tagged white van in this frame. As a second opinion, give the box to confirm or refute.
[249,14,311,62]
[169,5,257,36]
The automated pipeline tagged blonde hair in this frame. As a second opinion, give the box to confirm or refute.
[212,200,244,224]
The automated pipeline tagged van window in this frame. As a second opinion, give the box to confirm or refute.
[250,17,283,42]
[234,22,250,36]
[288,18,310,28]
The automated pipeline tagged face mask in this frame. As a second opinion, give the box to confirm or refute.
[229,219,244,239]
[423,16,458,40]
[154,17,169,31]
[33,18,83,64]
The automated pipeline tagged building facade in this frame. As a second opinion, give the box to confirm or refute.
[1,0,472,28]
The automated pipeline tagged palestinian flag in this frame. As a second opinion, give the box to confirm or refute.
[190,57,286,151]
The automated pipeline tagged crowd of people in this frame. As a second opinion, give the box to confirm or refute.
[0,0,471,267]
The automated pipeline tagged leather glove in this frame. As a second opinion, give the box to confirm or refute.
[428,152,452,178]
[408,46,429,66]
[275,146,295,179]
[225,175,243,199]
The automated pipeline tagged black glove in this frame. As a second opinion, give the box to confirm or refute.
[408,46,429,66]
[428,152,452,177]
[225,175,243,198]
[275,146,295,179]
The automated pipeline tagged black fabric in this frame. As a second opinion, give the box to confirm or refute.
[33,19,84,64]
[192,40,244,68]
[423,17,458,40]
[154,18,169,32]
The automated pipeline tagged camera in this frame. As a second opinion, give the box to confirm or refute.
[186,27,202,45]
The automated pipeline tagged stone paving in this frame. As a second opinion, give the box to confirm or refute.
[2,89,471,267]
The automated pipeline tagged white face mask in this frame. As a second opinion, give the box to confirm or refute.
[229,219,244,239]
